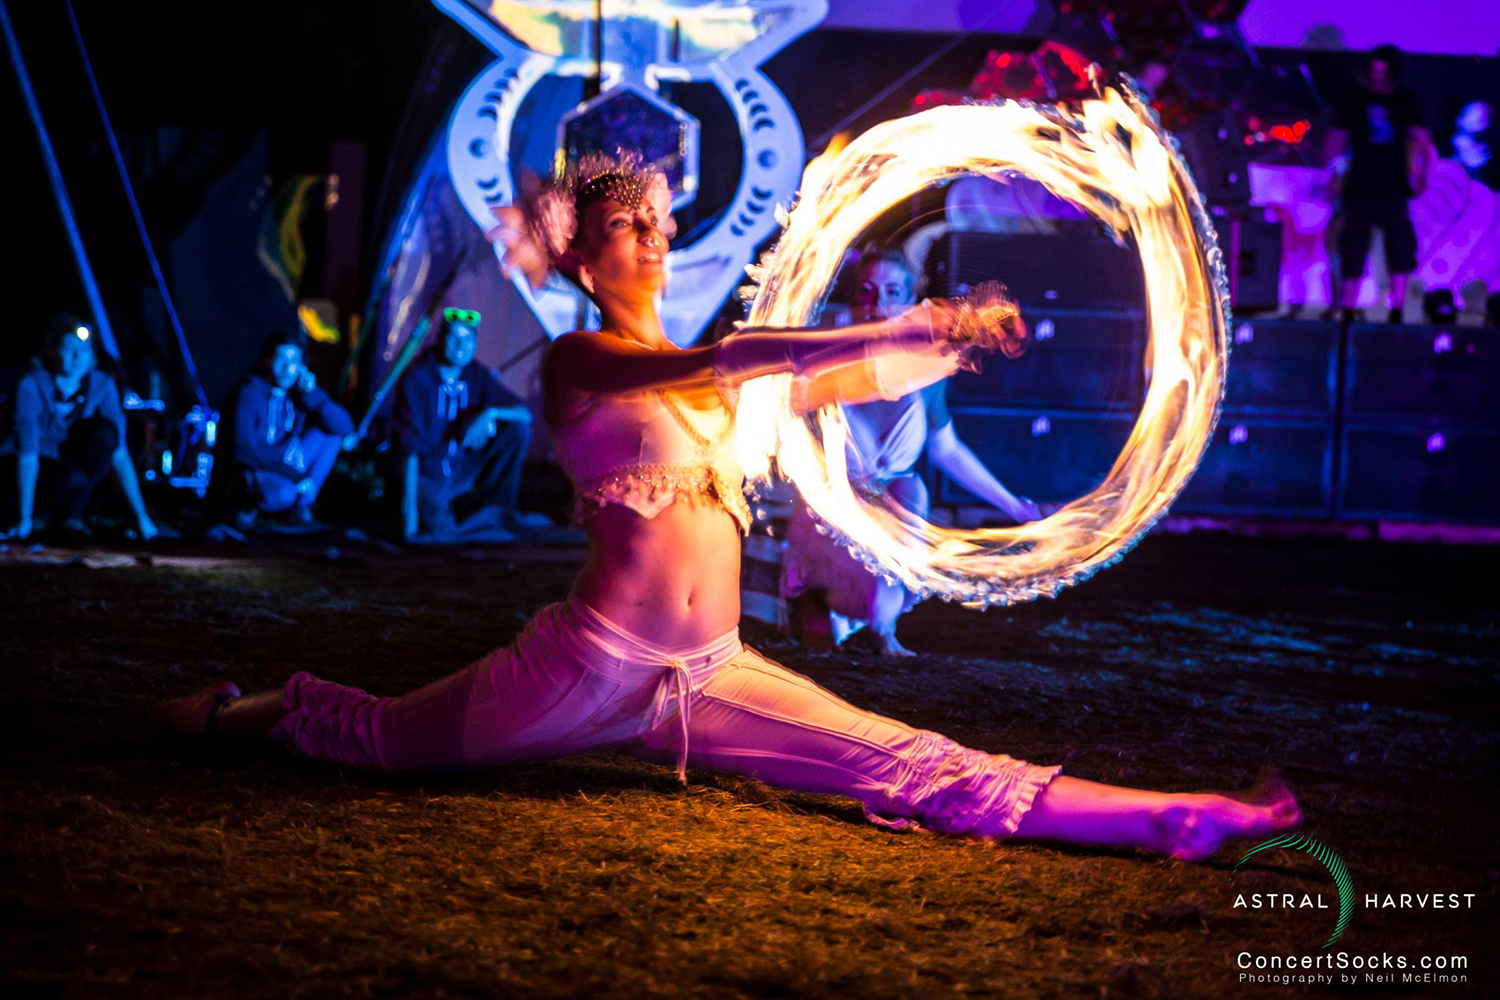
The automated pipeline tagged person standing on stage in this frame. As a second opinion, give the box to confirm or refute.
[3,315,157,542]
[1326,44,1435,322]
[222,332,353,527]
[390,308,532,542]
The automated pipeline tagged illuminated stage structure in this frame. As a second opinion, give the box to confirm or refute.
[355,3,1496,531]
[438,0,825,347]
[363,0,826,399]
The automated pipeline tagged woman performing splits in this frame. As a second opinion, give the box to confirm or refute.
[160,152,1300,861]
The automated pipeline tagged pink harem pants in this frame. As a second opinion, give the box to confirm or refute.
[269,598,1062,839]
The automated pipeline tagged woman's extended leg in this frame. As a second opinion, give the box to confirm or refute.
[157,603,652,771]
[632,645,1058,838]
[630,647,1300,859]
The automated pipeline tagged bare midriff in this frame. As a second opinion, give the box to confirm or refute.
[570,496,743,648]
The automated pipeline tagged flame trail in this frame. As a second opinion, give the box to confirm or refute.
[737,82,1230,608]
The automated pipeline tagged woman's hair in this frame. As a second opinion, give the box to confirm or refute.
[524,149,676,290]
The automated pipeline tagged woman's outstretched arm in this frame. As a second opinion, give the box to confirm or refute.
[546,309,942,394]
[927,421,1040,523]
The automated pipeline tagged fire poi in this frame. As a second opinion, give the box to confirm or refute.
[737,81,1230,608]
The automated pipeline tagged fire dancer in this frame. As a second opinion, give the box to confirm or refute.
[782,248,1042,657]
[161,151,1299,861]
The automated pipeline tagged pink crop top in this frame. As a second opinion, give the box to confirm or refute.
[552,388,752,535]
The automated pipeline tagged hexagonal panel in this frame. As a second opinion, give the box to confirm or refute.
[559,83,699,210]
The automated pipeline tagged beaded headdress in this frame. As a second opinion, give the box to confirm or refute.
[528,149,677,262]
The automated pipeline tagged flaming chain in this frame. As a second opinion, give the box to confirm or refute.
[736,83,1230,608]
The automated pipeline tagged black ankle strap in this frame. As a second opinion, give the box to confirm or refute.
[204,697,232,738]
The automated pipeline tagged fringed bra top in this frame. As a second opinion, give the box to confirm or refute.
[553,387,752,535]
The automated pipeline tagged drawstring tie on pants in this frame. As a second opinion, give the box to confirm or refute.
[562,597,741,787]
[652,658,693,784]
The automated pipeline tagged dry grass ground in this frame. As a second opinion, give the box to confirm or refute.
[1,533,1495,998]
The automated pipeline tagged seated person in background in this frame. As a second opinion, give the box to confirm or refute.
[781,249,1040,657]
[3,315,157,541]
[223,332,353,526]
[391,308,532,541]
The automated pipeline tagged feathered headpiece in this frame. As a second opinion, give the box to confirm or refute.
[489,149,676,290]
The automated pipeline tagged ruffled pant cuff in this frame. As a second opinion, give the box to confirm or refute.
[862,734,1063,841]
[268,670,393,771]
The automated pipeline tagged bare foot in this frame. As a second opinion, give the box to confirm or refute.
[1151,770,1303,862]
[154,682,242,737]
[838,625,916,658]
[873,632,916,658]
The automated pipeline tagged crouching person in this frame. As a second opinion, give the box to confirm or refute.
[3,315,157,542]
[223,332,353,527]
[391,308,531,542]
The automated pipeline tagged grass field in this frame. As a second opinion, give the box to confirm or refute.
[2,533,1495,997]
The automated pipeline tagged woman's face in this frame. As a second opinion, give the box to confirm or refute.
[54,332,95,381]
[575,198,667,299]
[853,260,916,322]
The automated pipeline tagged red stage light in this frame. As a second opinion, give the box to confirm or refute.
[965,42,1103,104]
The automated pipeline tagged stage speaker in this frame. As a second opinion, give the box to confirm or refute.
[1215,208,1283,311]
[927,231,1146,311]
[1175,418,1334,516]
[1222,319,1338,416]
[937,408,1136,506]
[1339,424,1500,523]
[948,309,1145,411]
[1176,108,1251,206]
[1344,324,1499,423]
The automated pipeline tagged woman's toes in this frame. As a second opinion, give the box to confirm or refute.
[1245,782,1302,835]
[1270,795,1303,829]
[877,634,917,657]
[1155,794,1287,862]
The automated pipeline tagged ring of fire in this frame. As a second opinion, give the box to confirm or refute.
[736,83,1231,608]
